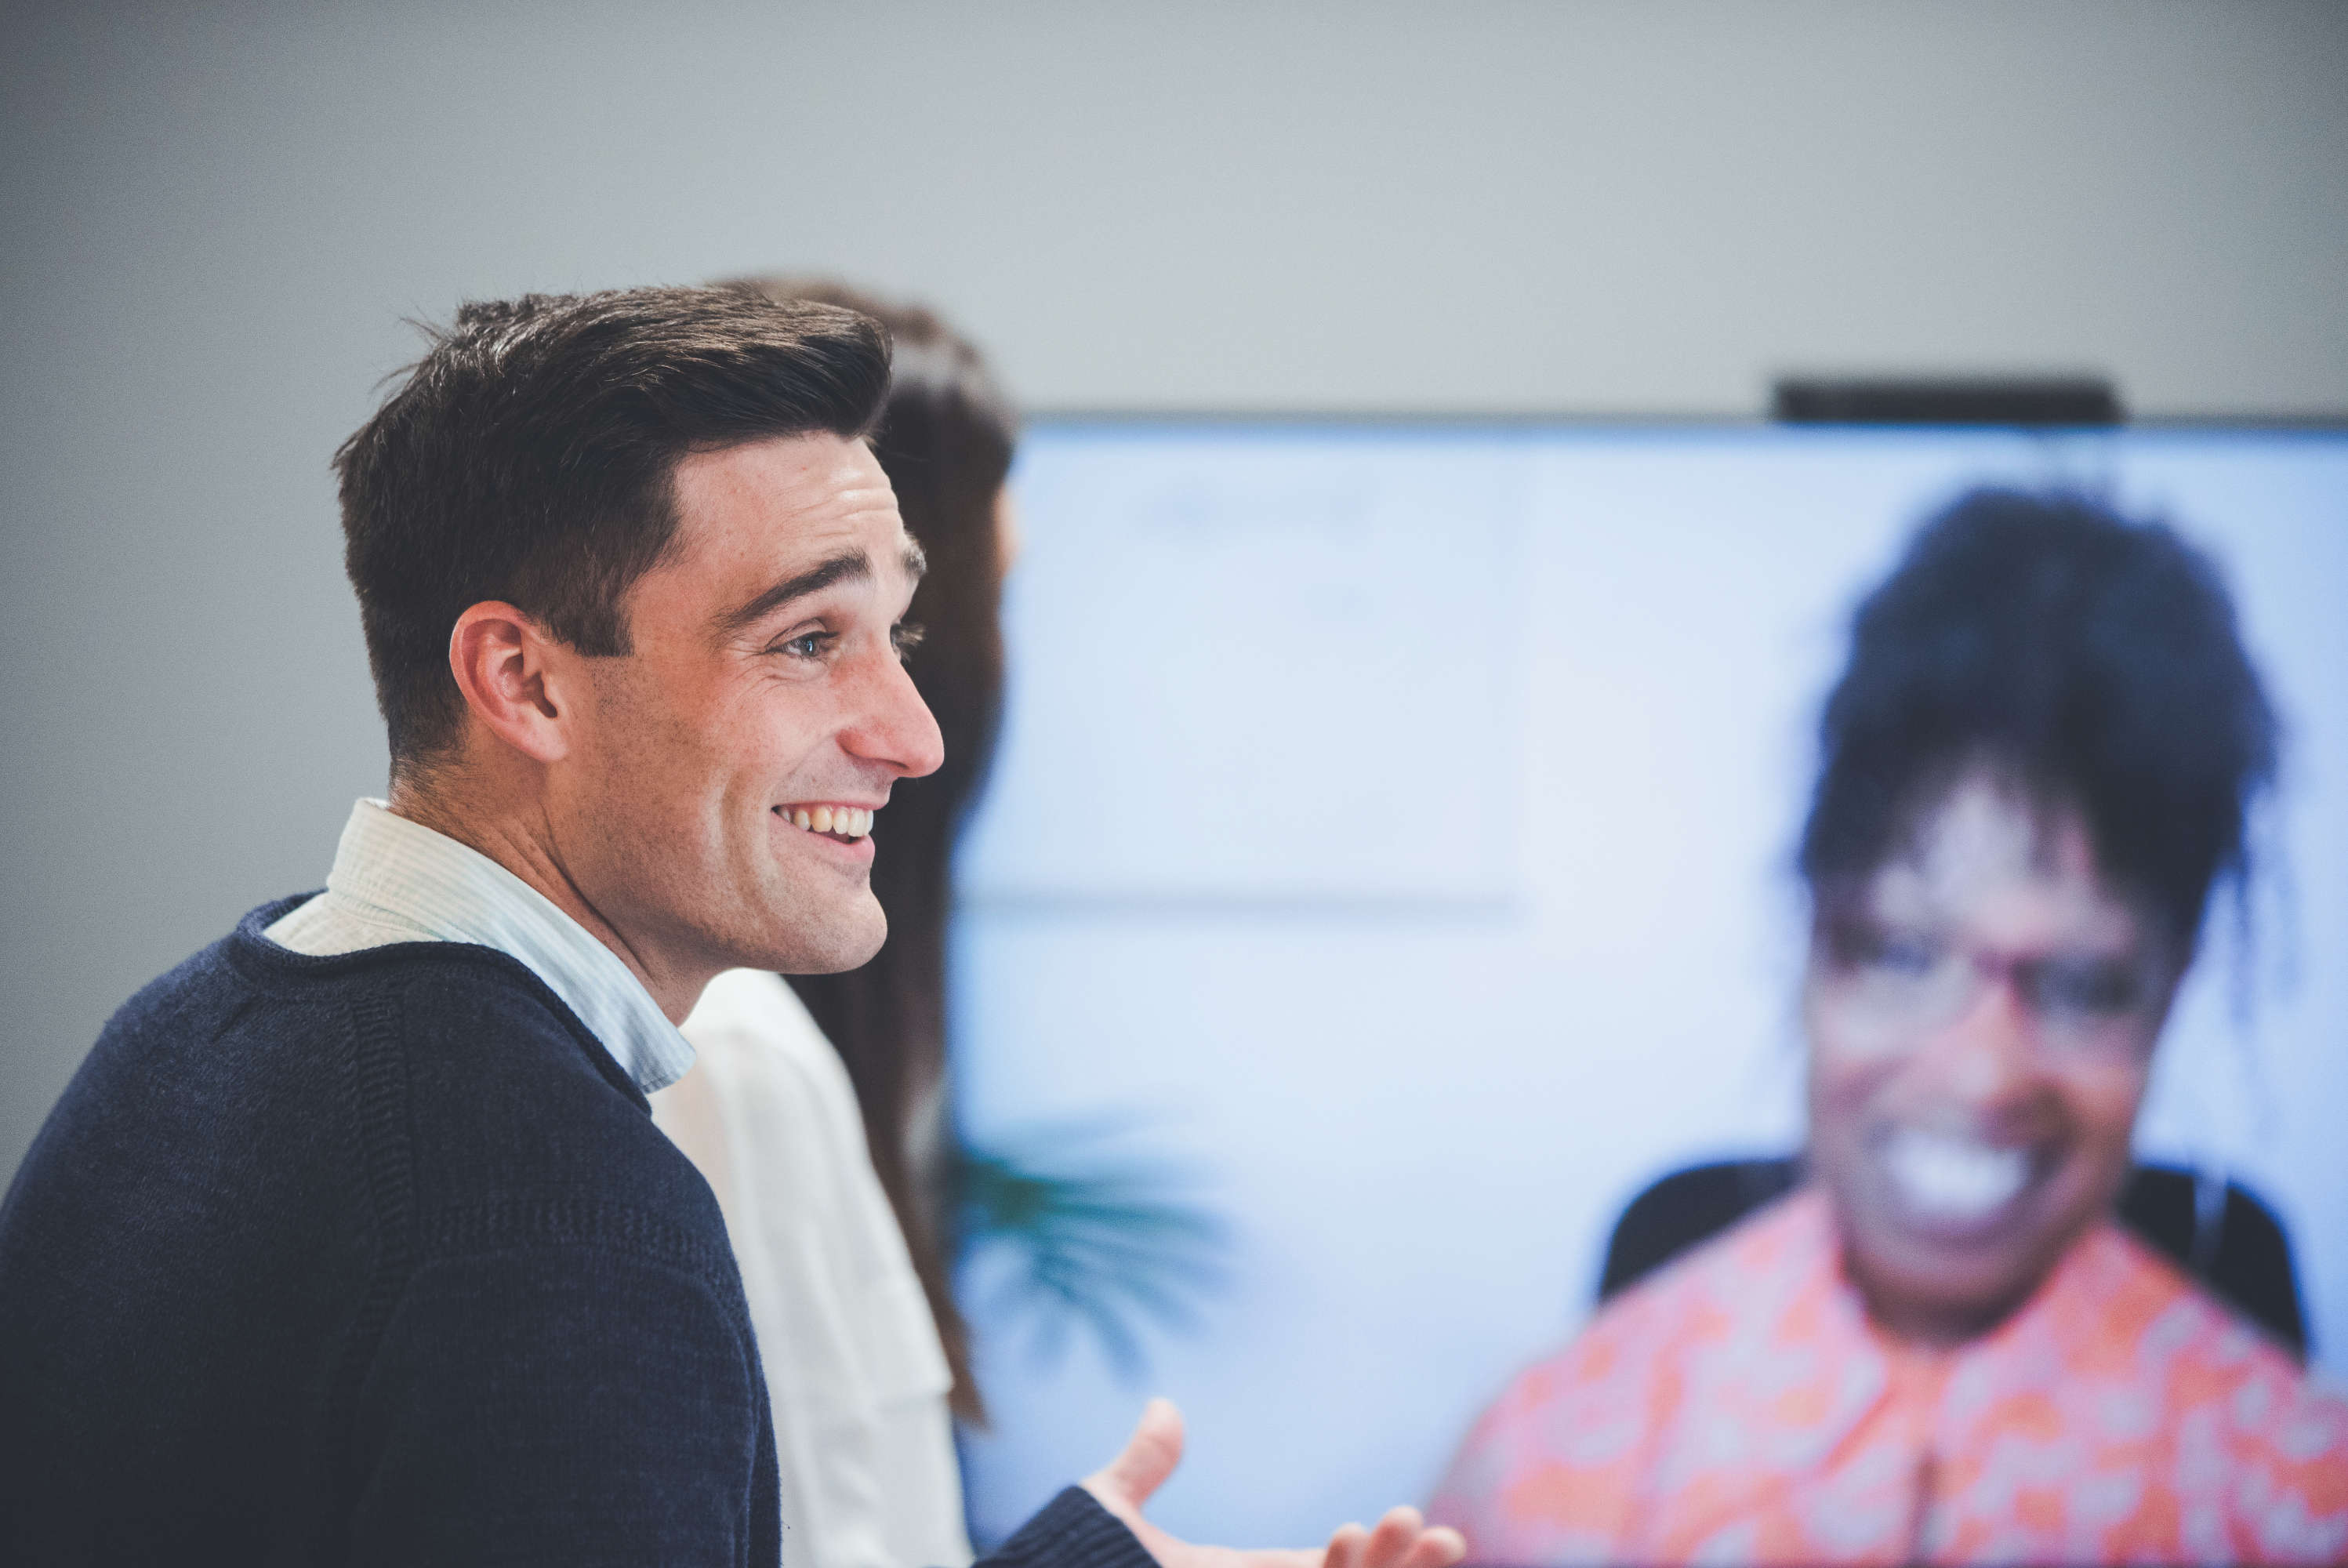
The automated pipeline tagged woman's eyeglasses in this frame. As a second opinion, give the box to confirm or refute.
[1814,917,2167,1062]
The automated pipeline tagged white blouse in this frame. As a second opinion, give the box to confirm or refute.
[651,968,972,1568]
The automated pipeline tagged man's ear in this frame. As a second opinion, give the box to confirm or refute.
[448,601,576,765]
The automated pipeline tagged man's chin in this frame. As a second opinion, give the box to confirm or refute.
[746,901,887,977]
[775,941,884,977]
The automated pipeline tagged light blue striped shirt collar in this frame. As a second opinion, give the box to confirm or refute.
[263,799,695,1094]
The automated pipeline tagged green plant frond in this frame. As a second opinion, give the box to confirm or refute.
[953,1122,1232,1381]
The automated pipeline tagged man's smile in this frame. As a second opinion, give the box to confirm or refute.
[771,800,879,858]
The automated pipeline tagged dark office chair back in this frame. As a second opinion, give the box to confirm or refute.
[1596,1156,2308,1360]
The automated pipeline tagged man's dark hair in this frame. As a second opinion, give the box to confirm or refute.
[336,285,892,766]
[1799,488,2278,949]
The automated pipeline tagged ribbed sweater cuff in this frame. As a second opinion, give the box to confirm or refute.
[989,1486,1159,1568]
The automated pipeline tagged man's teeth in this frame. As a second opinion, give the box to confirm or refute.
[785,806,873,837]
[1882,1127,2029,1221]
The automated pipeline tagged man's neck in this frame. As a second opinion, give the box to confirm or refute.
[384,778,708,1024]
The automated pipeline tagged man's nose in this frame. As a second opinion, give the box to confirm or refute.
[839,648,945,780]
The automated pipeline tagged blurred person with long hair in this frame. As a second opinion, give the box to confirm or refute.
[648,281,1007,1568]
[1432,492,2348,1564]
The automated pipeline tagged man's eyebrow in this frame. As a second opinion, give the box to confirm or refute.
[714,550,871,637]
[902,536,928,583]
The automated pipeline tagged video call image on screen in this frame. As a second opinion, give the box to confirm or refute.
[945,423,2348,1544]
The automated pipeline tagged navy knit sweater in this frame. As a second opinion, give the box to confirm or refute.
[0,899,1153,1568]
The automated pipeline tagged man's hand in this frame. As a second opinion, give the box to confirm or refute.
[1081,1399,1468,1568]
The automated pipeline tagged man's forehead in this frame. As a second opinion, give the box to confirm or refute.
[670,432,913,575]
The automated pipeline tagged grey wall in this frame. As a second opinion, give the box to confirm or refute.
[3,0,2345,1178]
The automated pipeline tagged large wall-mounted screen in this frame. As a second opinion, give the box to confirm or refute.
[949,422,2348,1544]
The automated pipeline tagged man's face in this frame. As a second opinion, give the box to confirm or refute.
[1802,770,2176,1343]
[550,432,943,986]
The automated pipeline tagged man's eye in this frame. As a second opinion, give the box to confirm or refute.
[891,622,926,662]
[775,631,835,659]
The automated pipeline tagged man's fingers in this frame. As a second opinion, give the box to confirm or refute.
[1398,1525,1466,1568]
[1347,1507,1463,1568]
[1086,1397,1186,1511]
[1324,1522,1370,1568]
[1359,1507,1422,1568]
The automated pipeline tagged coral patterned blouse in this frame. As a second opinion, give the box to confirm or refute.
[1432,1189,2348,1566]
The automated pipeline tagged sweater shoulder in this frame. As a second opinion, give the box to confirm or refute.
[95,905,729,1276]
[97,918,280,1051]
[324,950,726,1265]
